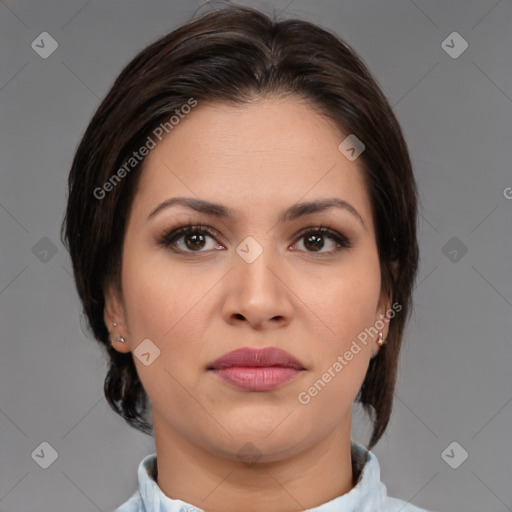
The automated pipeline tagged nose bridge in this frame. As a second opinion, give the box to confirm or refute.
[225,233,292,325]
[235,233,281,296]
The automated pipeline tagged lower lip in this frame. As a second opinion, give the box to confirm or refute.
[209,366,304,391]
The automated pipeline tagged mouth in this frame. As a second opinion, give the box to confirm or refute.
[207,347,306,392]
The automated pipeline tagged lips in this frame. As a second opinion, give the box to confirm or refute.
[207,347,306,371]
[207,347,306,392]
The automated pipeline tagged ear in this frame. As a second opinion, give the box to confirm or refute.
[376,288,392,337]
[373,261,399,353]
[103,280,131,353]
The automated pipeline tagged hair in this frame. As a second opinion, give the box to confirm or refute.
[61,4,419,450]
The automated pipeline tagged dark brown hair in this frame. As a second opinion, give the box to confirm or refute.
[61,4,419,450]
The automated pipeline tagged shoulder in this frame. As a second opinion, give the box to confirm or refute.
[382,495,431,512]
[350,441,431,512]
[114,490,144,512]
[114,452,158,511]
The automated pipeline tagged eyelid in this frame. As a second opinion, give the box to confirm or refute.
[157,223,223,250]
[292,225,352,251]
[156,222,352,254]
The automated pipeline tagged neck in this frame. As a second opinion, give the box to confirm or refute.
[153,412,355,512]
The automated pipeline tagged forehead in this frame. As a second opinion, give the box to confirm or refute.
[132,96,373,228]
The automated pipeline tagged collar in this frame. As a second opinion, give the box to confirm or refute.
[135,441,387,511]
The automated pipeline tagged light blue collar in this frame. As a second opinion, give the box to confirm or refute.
[131,441,389,511]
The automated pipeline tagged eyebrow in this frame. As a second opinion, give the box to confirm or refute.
[148,196,366,229]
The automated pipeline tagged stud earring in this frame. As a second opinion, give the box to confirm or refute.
[111,322,125,343]
[378,332,385,346]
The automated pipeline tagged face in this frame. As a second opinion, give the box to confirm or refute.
[104,96,391,464]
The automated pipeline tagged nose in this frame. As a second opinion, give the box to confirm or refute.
[221,239,294,330]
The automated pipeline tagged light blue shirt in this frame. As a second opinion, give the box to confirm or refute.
[115,441,429,511]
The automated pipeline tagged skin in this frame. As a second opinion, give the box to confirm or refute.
[104,96,391,512]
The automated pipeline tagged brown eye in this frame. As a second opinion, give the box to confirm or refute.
[158,225,223,253]
[183,231,207,251]
[303,232,325,252]
[294,227,351,254]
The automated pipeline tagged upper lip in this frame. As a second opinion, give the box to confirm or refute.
[207,347,306,370]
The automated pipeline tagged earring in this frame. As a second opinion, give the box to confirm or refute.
[378,332,385,346]
[110,321,125,343]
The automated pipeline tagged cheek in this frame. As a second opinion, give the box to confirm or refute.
[119,254,205,410]
[122,271,175,341]
[295,268,380,424]
[120,239,191,338]
[306,255,381,350]
[120,246,214,371]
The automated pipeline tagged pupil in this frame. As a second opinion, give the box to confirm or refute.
[185,233,205,250]
[305,234,323,251]
[183,232,326,252]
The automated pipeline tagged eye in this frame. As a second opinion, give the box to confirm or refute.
[157,223,352,255]
[157,224,223,253]
[292,226,352,254]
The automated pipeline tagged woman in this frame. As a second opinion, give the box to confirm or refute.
[62,5,427,511]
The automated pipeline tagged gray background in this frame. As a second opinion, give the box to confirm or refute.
[1,0,511,511]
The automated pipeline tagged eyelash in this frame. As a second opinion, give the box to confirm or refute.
[156,222,352,255]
